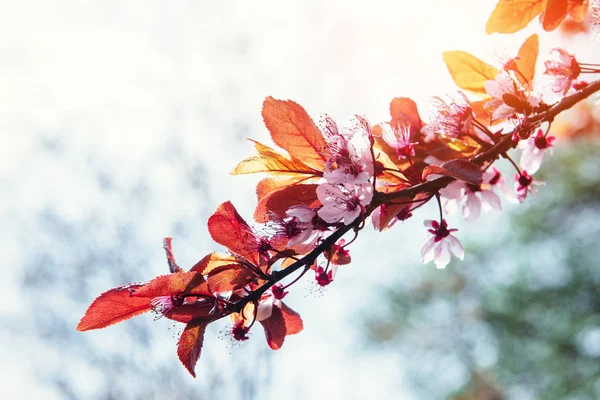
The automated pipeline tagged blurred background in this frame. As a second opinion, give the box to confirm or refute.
[1,1,599,399]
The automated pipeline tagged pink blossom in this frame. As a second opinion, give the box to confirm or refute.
[421,219,464,269]
[544,48,580,95]
[514,170,544,203]
[440,169,502,222]
[282,205,330,253]
[484,72,539,121]
[518,129,556,174]
[320,114,374,185]
[316,182,373,225]
[424,91,473,138]
[380,122,418,159]
[150,295,184,319]
[314,264,338,287]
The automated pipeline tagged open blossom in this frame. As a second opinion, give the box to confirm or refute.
[320,114,374,185]
[544,48,580,94]
[425,91,473,138]
[484,71,540,120]
[514,170,544,203]
[316,182,373,225]
[280,205,330,253]
[380,122,418,158]
[519,129,556,174]
[421,219,464,269]
[440,169,502,222]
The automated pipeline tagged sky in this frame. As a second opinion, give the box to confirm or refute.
[1,1,598,399]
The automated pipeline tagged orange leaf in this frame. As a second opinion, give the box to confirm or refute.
[177,319,209,377]
[208,201,261,265]
[231,140,319,176]
[131,272,210,298]
[485,0,546,34]
[206,264,256,293]
[262,97,328,170]
[259,305,287,350]
[390,97,422,127]
[190,252,239,274]
[442,51,498,95]
[255,176,318,201]
[281,302,303,335]
[254,183,320,223]
[324,244,351,265]
[280,257,298,269]
[471,99,493,123]
[541,0,569,31]
[515,34,539,84]
[422,159,483,185]
[77,285,151,331]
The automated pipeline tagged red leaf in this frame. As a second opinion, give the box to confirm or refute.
[390,97,422,128]
[281,302,303,335]
[168,302,216,324]
[259,305,287,350]
[372,201,412,232]
[541,0,568,31]
[77,285,151,331]
[262,97,328,170]
[254,184,320,223]
[206,264,256,293]
[208,201,261,265]
[131,272,210,298]
[163,237,183,273]
[422,159,483,185]
[177,319,209,377]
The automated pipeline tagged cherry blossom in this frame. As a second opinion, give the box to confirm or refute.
[544,48,581,95]
[316,182,373,225]
[514,170,544,203]
[425,91,473,138]
[284,205,331,253]
[320,114,374,185]
[421,219,464,269]
[440,169,502,222]
[519,129,556,174]
[484,71,540,120]
[380,122,418,158]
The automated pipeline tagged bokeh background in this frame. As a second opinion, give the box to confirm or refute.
[2,1,599,399]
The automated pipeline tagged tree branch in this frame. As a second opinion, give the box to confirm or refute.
[227,79,600,317]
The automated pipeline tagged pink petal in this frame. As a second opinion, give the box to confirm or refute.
[480,190,502,212]
[318,203,344,223]
[447,235,464,260]
[462,193,482,222]
[434,241,451,269]
[421,237,436,264]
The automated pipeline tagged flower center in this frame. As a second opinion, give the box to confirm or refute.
[232,323,250,341]
[534,135,549,149]
[467,183,481,193]
[434,225,450,242]
[518,173,533,187]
